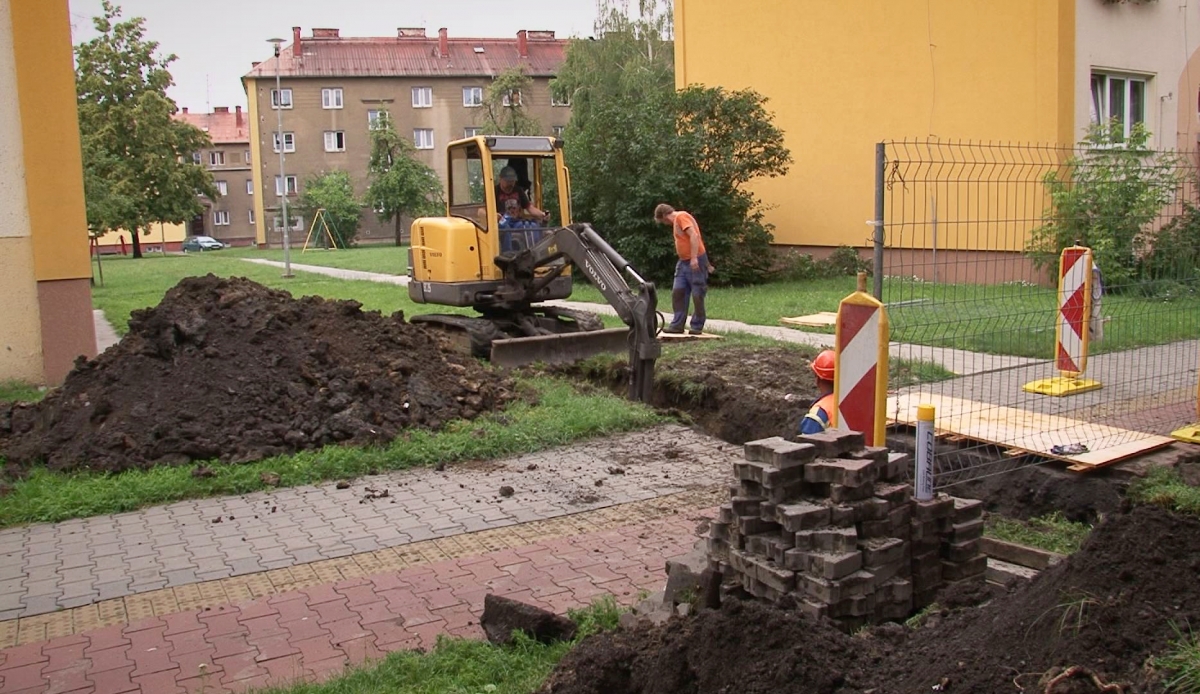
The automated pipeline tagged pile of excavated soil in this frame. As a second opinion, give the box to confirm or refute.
[541,505,1200,694]
[566,345,819,444]
[0,275,514,474]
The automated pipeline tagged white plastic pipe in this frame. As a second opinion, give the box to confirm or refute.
[915,404,935,501]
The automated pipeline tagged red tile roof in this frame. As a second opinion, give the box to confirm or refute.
[177,107,250,144]
[243,29,568,80]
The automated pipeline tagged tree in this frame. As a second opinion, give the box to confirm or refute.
[1027,120,1183,288]
[365,112,444,246]
[478,67,542,136]
[75,1,217,258]
[551,0,791,284]
[296,171,362,247]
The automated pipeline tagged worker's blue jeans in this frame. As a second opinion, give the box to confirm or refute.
[671,254,708,332]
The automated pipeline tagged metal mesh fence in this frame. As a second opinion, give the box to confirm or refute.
[876,139,1200,488]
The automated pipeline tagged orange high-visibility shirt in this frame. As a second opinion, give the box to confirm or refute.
[672,211,706,260]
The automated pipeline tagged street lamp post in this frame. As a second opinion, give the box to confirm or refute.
[268,38,294,278]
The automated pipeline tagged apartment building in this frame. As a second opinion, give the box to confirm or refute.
[177,106,257,246]
[243,27,571,247]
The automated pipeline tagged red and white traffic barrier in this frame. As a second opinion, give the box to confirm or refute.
[1024,246,1102,397]
[834,273,889,446]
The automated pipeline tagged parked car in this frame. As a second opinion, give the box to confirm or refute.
[182,236,224,252]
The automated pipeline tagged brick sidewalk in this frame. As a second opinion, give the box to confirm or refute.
[0,426,734,620]
[0,506,712,694]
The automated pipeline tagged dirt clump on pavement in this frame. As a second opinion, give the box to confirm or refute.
[566,345,819,444]
[540,505,1200,694]
[0,275,514,474]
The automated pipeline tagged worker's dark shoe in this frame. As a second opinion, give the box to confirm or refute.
[687,329,704,335]
[663,324,685,334]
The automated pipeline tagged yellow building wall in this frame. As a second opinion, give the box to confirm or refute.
[674,0,1076,250]
[93,222,188,249]
[11,0,92,281]
[246,77,269,246]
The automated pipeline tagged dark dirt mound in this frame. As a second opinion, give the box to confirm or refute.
[888,503,1199,693]
[540,599,871,694]
[539,505,1200,694]
[0,275,514,474]
[567,345,819,444]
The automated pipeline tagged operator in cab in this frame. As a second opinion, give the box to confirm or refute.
[495,166,548,224]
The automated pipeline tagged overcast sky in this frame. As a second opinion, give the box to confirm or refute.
[68,0,600,112]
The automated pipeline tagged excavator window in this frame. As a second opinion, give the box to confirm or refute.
[448,144,488,228]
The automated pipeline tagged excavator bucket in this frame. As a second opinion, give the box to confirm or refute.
[489,328,631,368]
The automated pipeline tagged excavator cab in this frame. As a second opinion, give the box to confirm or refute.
[407,136,660,402]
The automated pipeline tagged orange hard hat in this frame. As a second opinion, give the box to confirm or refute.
[810,350,835,381]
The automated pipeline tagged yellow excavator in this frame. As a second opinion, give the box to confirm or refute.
[406,135,660,402]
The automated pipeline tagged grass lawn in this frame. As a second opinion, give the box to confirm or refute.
[984,511,1092,555]
[91,254,459,335]
[253,599,622,694]
[222,244,410,276]
[575,275,1200,359]
[0,381,45,404]
[0,378,663,527]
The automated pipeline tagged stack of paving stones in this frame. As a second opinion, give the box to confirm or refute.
[706,429,985,632]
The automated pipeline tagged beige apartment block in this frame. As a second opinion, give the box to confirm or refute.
[243,26,571,247]
[178,106,258,246]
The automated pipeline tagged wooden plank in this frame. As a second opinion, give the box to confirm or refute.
[888,393,1175,470]
[980,537,1065,571]
[780,311,838,328]
[986,557,1039,586]
[659,332,723,341]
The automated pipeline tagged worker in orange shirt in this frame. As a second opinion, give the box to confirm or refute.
[799,350,837,435]
[654,204,711,334]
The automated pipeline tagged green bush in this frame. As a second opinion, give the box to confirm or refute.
[1141,202,1200,283]
[1027,120,1184,289]
[771,246,870,282]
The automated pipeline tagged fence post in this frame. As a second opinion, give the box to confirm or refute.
[834,271,889,446]
[1023,245,1103,397]
[1173,345,1200,444]
[915,404,935,501]
[873,142,886,301]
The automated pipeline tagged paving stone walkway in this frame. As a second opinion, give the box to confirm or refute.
[0,502,711,694]
[0,426,733,621]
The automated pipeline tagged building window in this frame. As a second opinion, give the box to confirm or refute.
[209,151,225,166]
[412,87,432,108]
[502,90,522,107]
[215,180,228,196]
[322,88,344,109]
[245,150,252,163]
[1090,72,1147,141]
[275,175,298,196]
[213,210,230,226]
[246,179,254,195]
[368,110,391,129]
[463,127,482,138]
[272,132,296,153]
[248,209,256,225]
[551,125,565,137]
[271,88,293,109]
[463,86,483,107]
[413,128,434,150]
[551,92,570,107]
[273,215,303,231]
[192,152,202,164]
[324,131,347,152]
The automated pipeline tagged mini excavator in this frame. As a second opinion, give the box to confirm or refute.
[406,135,660,402]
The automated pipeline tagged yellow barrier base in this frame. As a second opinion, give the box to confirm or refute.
[1173,423,1200,444]
[1022,376,1103,397]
